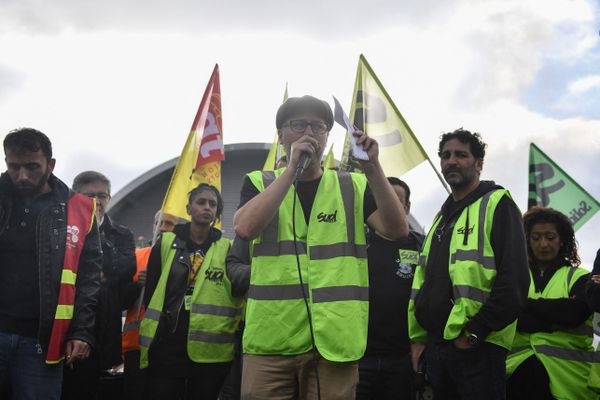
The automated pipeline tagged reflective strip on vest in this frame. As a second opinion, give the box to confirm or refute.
[248,284,309,300]
[261,171,279,247]
[189,330,236,344]
[410,288,419,301]
[139,335,153,348]
[61,269,77,285]
[450,191,496,271]
[452,284,490,303]
[144,308,161,321]
[535,344,600,363]
[254,241,307,257]
[312,286,369,303]
[450,250,496,270]
[191,304,241,317]
[310,243,367,259]
[123,321,140,333]
[564,324,594,337]
[256,170,359,258]
[54,304,74,320]
[338,173,356,246]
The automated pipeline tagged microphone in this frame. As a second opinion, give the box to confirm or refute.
[293,153,310,181]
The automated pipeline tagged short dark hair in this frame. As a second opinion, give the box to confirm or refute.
[3,127,53,161]
[438,128,486,160]
[188,183,224,222]
[387,177,411,204]
[523,206,580,267]
[72,171,112,195]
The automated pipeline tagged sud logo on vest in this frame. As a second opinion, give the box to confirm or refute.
[457,225,474,236]
[395,249,418,279]
[205,268,224,285]
[317,210,337,223]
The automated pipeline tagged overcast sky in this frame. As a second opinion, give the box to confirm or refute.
[1,0,599,265]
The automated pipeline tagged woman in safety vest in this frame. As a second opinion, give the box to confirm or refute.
[139,184,243,400]
[506,206,596,400]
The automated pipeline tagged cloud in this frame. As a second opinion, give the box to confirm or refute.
[568,74,600,94]
[0,65,25,104]
[0,0,455,37]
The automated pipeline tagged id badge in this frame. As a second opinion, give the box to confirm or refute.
[184,286,194,311]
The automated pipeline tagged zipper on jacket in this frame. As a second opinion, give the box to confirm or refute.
[169,253,190,334]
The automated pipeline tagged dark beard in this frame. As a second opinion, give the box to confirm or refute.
[16,170,51,198]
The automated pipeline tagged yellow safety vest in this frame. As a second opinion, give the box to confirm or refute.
[507,266,598,400]
[408,189,516,349]
[244,168,369,362]
[139,233,242,368]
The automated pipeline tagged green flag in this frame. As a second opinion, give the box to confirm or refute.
[263,83,288,170]
[340,54,428,175]
[529,143,600,231]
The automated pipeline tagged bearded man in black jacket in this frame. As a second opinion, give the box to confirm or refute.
[408,129,529,400]
[0,128,102,400]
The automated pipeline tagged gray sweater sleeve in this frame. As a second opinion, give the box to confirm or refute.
[226,236,251,298]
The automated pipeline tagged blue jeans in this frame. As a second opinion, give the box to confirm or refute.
[425,341,507,400]
[0,332,63,400]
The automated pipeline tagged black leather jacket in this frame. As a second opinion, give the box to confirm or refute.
[95,215,136,367]
[0,173,102,349]
[143,224,221,333]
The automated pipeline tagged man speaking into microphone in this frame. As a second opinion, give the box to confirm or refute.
[233,95,408,399]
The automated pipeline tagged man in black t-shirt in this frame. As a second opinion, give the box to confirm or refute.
[234,95,409,400]
[357,177,424,400]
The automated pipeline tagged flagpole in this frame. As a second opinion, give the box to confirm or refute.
[427,158,450,194]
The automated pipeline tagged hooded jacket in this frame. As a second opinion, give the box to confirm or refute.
[414,181,529,342]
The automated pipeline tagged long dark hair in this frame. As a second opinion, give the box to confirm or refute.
[523,206,580,267]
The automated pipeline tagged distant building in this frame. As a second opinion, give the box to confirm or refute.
[108,142,422,241]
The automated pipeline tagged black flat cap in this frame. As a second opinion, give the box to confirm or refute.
[276,95,333,130]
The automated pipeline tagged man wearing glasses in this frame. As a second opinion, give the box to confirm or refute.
[234,95,408,399]
[62,171,136,399]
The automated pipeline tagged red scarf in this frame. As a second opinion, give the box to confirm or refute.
[46,193,95,364]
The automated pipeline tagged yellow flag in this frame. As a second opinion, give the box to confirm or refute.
[341,55,428,176]
[263,83,288,170]
[323,144,336,169]
[161,64,224,222]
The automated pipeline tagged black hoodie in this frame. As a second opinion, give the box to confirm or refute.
[414,181,529,343]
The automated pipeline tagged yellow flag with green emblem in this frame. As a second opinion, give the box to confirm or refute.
[340,54,428,176]
[263,84,288,170]
[323,144,336,169]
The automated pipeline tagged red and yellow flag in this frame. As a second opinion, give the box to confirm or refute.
[161,64,224,222]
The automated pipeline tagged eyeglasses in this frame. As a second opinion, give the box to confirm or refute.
[82,192,110,201]
[282,120,329,135]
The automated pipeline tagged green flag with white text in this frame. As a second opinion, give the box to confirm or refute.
[528,143,600,231]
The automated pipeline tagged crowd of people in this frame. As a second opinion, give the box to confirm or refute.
[0,95,599,400]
